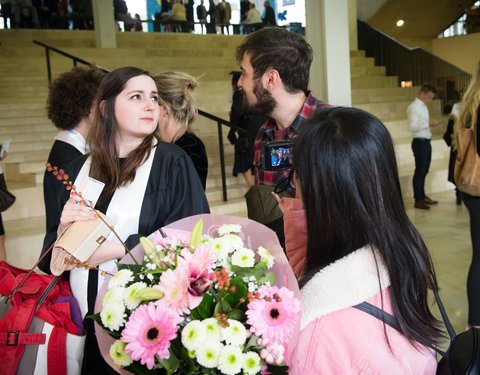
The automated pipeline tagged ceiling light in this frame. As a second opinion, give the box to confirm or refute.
[396,19,405,27]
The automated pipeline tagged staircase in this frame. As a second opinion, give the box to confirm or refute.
[350,50,452,199]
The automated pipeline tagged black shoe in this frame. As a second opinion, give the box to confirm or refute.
[456,191,462,205]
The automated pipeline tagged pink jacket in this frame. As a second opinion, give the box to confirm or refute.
[279,199,437,374]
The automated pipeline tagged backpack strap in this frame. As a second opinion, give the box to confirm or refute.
[353,301,447,358]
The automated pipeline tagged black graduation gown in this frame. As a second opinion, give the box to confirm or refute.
[40,142,210,374]
[43,140,83,253]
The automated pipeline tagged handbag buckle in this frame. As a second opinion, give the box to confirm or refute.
[6,331,19,346]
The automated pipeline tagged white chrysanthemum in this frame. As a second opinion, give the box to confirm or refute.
[102,287,125,308]
[243,351,262,375]
[222,319,247,346]
[196,341,222,368]
[109,340,132,367]
[257,246,275,269]
[210,237,231,261]
[218,224,242,236]
[203,318,222,341]
[108,269,134,289]
[123,282,147,310]
[218,345,244,375]
[181,320,207,351]
[100,302,126,331]
[231,248,255,268]
[222,234,245,252]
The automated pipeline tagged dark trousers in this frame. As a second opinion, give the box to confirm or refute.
[462,192,480,325]
[412,138,432,201]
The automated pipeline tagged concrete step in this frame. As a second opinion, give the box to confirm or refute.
[351,75,399,89]
[350,65,386,78]
[209,196,247,216]
[349,55,376,68]
[206,184,249,203]
[398,158,453,199]
[2,181,45,221]
[4,216,46,270]
[350,50,366,57]
[354,99,443,122]
[351,86,419,105]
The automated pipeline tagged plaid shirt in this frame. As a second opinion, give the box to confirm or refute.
[253,91,331,196]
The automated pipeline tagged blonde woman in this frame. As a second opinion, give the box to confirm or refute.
[154,71,208,190]
[455,60,480,328]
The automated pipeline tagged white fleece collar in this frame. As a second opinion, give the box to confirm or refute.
[300,246,391,329]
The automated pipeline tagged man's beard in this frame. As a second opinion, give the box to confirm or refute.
[242,80,276,116]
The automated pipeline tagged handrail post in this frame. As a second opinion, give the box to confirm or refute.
[45,47,51,83]
[217,121,227,202]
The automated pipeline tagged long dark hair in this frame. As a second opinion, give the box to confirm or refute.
[88,66,160,197]
[293,107,442,348]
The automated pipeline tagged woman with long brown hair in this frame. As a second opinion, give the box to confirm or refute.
[40,66,209,374]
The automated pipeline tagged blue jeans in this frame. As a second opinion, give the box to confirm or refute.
[411,138,431,201]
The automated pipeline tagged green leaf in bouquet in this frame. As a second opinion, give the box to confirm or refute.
[257,271,276,286]
[86,313,122,340]
[224,277,248,308]
[190,293,214,320]
[252,261,267,279]
[169,337,197,374]
[117,263,142,275]
[229,264,254,278]
[227,309,245,321]
[268,364,289,374]
[245,333,262,350]
[160,348,180,375]
[214,298,232,315]
[125,361,161,375]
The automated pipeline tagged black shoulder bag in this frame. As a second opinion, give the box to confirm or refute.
[354,290,480,374]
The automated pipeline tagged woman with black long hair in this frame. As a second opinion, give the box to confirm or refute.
[281,107,442,374]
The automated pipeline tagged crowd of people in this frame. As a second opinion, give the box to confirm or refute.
[0,8,478,372]
[0,0,279,34]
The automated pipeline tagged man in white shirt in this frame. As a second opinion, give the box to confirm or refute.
[407,84,440,209]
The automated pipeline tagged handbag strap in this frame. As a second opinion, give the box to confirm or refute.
[3,241,56,303]
[353,301,447,358]
[433,289,457,340]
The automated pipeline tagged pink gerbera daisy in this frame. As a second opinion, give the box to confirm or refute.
[154,266,191,315]
[246,285,301,344]
[121,302,183,370]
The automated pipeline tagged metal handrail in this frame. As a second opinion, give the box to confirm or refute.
[33,39,109,82]
[33,39,254,202]
[357,20,472,113]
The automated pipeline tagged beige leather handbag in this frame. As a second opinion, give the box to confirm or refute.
[50,212,113,276]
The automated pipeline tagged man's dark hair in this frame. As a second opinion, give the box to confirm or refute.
[235,28,313,94]
[420,84,437,95]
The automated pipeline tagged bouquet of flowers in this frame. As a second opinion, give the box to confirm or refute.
[91,214,301,375]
